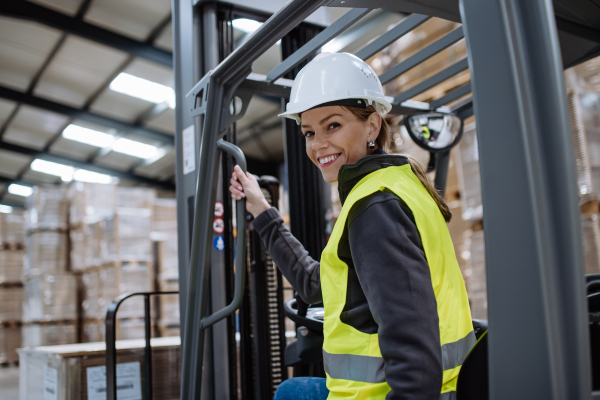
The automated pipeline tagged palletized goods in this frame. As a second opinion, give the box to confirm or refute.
[0,286,24,322]
[21,322,77,348]
[23,274,77,322]
[18,336,181,400]
[0,210,25,244]
[24,230,69,276]
[0,249,24,283]
[25,186,69,231]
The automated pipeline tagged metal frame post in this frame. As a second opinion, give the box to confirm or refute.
[460,0,591,398]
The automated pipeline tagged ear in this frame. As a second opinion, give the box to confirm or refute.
[366,112,382,142]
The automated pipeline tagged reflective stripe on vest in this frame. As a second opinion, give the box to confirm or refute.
[321,165,474,400]
[323,330,476,383]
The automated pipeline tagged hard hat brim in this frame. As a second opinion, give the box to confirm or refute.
[278,96,392,124]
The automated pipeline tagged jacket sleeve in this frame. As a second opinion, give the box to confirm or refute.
[348,192,443,400]
[253,207,322,304]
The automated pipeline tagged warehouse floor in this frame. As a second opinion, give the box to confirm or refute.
[0,365,19,400]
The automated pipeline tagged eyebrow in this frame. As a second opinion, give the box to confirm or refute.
[301,113,343,129]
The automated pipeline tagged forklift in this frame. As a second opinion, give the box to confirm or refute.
[169,1,600,399]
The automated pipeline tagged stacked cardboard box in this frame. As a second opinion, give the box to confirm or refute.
[151,199,180,337]
[0,210,25,364]
[23,186,78,348]
[465,230,487,320]
[19,336,181,400]
[70,184,157,342]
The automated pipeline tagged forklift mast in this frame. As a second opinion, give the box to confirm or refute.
[172,1,597,399]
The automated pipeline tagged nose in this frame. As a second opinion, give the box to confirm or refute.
[311,132,328,152]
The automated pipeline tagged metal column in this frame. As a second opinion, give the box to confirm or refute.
[460,0,591,399]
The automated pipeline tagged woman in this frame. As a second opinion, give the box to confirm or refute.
[230,53,474,400]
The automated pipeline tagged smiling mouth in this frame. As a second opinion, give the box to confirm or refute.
[318,153,341,167]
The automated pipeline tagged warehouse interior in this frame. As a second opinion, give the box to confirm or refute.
[0,0,599,399]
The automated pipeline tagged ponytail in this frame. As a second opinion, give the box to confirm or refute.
[407,157,452,222]
[345,105,453,222]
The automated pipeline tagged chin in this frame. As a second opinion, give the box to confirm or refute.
[321,172,338,183]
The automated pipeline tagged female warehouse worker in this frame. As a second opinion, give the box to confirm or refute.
[229,53,474,400]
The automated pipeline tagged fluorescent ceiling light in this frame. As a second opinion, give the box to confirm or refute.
[73,169,114,184]
[112,138,158,159]
[62,124,114,148]
[232,18,262,33]
[31,159,74,182]
[110,73,175,109]
[8,184,33,197]
[0,205,12,213]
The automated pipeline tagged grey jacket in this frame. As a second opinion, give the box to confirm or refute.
[252,153,443,400]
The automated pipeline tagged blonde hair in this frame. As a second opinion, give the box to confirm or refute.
[345,106,453,222]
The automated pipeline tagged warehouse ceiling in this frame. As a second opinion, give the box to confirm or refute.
[0,1,406,209]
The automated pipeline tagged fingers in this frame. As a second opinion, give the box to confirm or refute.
[233,165,251,184]
[229,185,245,200]
[230,175,243,192]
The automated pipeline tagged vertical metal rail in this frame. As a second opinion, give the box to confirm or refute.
[105,291,179,400]
[180,2,330,399]
[460,0,591,399]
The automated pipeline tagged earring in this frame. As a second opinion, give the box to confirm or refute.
[368,141,375,149]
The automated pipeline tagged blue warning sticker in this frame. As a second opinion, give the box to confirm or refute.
[214,236,225,251]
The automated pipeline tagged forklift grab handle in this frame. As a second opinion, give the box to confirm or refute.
[200,139,247,328]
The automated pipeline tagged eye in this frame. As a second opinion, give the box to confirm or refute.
[328,122,341,130]
[303,131,315,138]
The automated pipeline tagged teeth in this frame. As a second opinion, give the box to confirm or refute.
[319,154,339,165]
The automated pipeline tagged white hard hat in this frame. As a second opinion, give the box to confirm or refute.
[279,52,392,124]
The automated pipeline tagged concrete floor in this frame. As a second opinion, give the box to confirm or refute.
[0,365,19,400]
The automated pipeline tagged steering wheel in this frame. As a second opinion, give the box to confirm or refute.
[284,298,324,333]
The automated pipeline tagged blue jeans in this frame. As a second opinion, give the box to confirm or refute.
[273,377,329,400]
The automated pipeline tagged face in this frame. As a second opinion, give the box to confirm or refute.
[301,106,381,183]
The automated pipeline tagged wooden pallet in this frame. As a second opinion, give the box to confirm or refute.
[0,320,22,328]
[0,242,25,250]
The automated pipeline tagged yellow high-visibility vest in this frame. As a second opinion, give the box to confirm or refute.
[321,164,474,399]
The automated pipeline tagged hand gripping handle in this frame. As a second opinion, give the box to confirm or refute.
[200,139,247,328]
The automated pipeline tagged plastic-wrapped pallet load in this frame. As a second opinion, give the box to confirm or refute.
[101,209,153,263]
[0,323,21,364]
[22,322,77,348]
[0,248,24,283]
[117,187,156,209]
[68,181,117,227]
[466,230,487,320]
[25,186,69,231]
[0,285,24,322]
[23,274,77,322]
[454,122,483,222]
[19,336,180,400]
[25,230,69,276]
[0,209,25,244]
[152,198,177,233]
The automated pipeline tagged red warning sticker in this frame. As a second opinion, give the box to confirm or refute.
[213,218,225,234]
[214,201,224,218]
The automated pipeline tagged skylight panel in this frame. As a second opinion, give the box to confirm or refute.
[7,184,33,197]
[62,124,114,148]
[73,169,114,184]
[30,159,74,182]
[112,138,158,159]
[110,73,175,108]
[0,205,12,213]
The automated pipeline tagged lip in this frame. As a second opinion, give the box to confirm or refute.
[318,153,341,167]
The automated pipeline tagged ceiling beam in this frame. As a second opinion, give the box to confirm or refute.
[0,85,174,145]
[0,0,172,67]
[0,141,175,190]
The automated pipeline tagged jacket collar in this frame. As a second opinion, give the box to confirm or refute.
[337,149,410,205]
